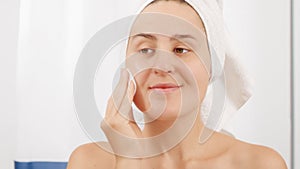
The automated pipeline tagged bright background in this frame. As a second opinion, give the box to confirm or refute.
[0,0,299,169]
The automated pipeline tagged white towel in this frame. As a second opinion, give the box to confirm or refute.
[185,0,253,130]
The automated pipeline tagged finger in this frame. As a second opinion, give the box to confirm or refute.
[112,68,130,110]
[117,70,136,121]
[104,96,116,119]
[110,68,135,122]
[105,71,133,119]
[126,80,136,122]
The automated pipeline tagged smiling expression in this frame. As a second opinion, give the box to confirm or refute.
[125,1,211,120]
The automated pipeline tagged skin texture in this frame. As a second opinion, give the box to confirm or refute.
[67,1,288,169]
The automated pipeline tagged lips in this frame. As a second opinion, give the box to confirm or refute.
[149,83,182,93]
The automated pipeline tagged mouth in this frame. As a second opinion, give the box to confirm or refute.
[148,83,183,93]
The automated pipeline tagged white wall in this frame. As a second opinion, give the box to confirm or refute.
[0,0,19,169]
[15,0,91,162]
[223,0,291,167]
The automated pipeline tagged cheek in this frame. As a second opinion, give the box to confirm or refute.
[132,71,151,111]
[190,62,210,102]
[133,70,150,91]
[197,75,209,102]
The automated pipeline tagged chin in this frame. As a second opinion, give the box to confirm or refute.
[143,105,181,122]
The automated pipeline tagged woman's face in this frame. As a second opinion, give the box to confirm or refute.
[126,1,210,120]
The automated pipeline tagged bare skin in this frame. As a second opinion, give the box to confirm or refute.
[67,133,287,169]
[67,1,287,169]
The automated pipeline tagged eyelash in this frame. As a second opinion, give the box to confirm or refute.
[174,47,190,54]
[139,48,155,54]
[138,47,190,55]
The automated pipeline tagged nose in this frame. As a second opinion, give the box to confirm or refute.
[153,67,173,74]
[151,53,175,75]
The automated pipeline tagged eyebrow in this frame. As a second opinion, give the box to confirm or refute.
[131,33,196,41]
[132,33,157,41]
[170,34,196,41]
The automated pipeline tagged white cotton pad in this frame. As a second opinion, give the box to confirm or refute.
[126,68,137,95]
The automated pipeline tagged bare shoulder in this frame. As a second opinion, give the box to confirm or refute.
[66,142,115,169]
[230,139,288,169]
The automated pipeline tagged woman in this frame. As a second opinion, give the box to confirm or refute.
[67,0,287,168]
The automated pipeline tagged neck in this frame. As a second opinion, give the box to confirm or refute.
[142,111,209,152]
[141,112,223,164]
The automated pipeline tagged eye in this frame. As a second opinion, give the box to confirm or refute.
[174,47,190,54]
[139,48,155,55]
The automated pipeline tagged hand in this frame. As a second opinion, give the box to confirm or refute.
[100,68,143,158]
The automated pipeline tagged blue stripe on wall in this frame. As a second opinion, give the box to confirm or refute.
[15,161,67,169]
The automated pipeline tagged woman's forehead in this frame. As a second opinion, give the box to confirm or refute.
[141,1,206,32]
[129,12,206,44]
